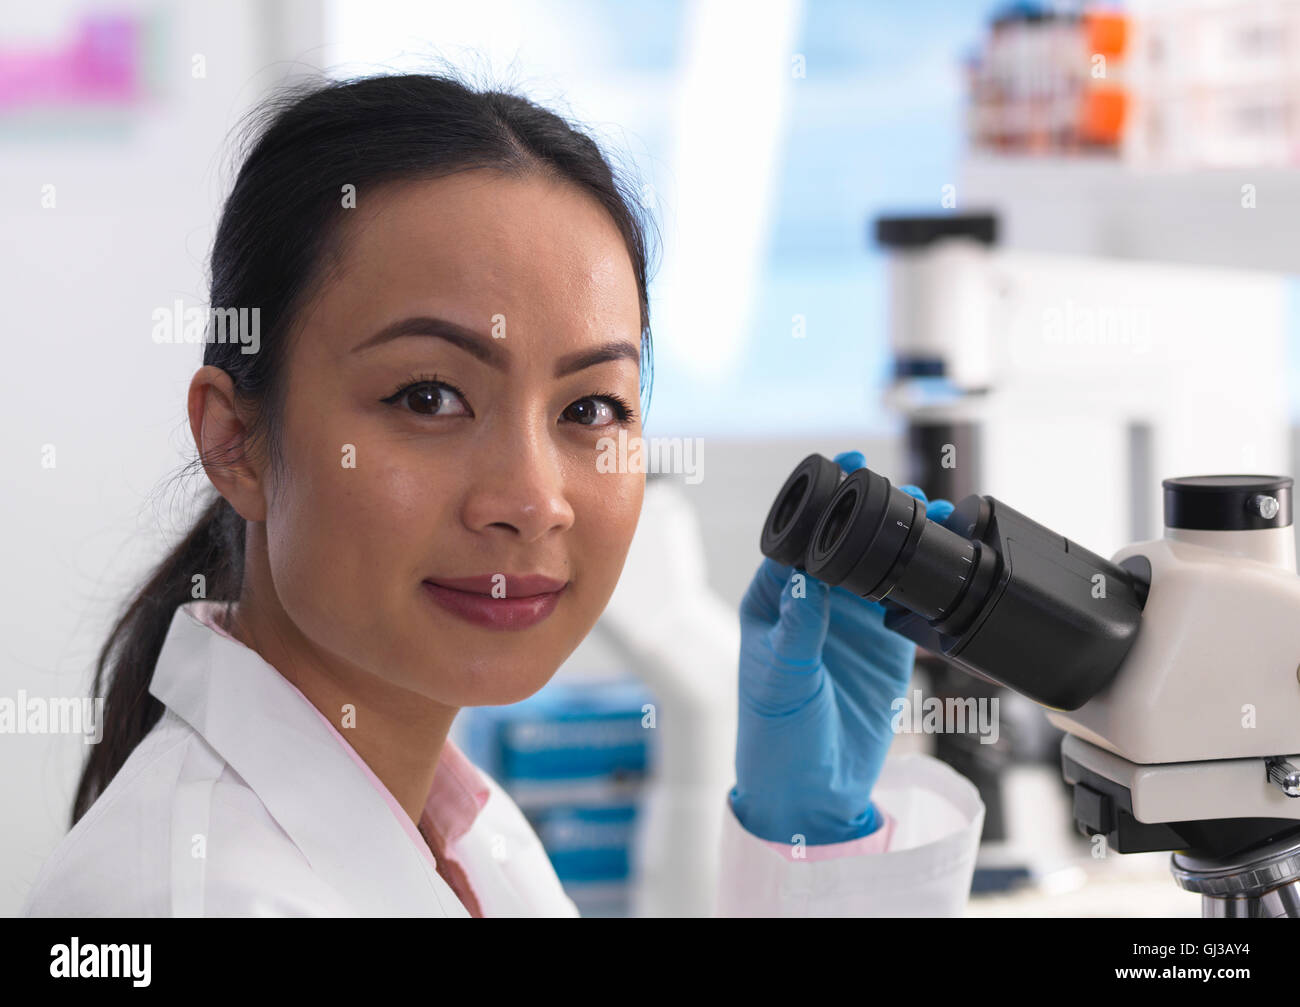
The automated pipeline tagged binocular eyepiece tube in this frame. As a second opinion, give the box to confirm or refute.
[760,454,1150,711]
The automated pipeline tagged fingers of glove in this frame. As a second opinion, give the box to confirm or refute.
[822,584,914,675]
[927,498,955,525]
[741,571,831,715]
[740,556,796,628]
[898,484,928,504]
[767,569,831,670]
[900,483,957,526]
[826,579,890,627]
[821,609,917,711]
[833,450,866,474]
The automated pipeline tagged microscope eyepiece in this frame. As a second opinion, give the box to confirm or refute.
[803,465,982,628]
[759,454,1149,710]
[759,454,848,569]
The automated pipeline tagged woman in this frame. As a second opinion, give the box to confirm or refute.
[22,72,982,917]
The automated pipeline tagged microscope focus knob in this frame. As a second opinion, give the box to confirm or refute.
[1251,494,1280,520]
[1267,758,1300,798]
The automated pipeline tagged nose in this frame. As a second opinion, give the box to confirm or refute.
[461,432,576,543]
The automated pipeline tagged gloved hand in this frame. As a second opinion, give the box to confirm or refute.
[730,450,955,846]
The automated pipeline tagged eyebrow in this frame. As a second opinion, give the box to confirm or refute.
[352,315,640,377]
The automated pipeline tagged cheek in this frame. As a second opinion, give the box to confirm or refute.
[572,466,644,601]
[264,410,455,627]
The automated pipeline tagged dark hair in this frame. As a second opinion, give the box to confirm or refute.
[72,70,657,826]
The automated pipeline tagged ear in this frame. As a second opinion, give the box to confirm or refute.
[187,365,268,522]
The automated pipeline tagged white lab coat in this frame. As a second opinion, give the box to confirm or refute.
[22,603,984,917]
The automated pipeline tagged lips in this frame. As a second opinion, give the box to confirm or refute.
[423,573,568,597]
[421,573,569,630]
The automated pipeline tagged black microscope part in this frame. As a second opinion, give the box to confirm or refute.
[1163,474,1293,532]
[759,453,1149,711]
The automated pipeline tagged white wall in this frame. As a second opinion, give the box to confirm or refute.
[1,0,323,916]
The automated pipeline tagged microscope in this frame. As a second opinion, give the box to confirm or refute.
[761,453,1300,917]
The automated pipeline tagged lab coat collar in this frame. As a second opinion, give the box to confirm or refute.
[149,602,469,916]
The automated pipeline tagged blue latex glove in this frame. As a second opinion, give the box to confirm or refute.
[730,450,955,846]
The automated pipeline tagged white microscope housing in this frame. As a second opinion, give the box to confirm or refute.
[1046,476,1300,845]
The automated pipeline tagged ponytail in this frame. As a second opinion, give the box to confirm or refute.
[70,493,244,826]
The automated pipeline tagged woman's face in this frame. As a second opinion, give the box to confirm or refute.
[261,170,645,707]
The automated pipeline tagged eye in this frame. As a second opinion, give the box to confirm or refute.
[563,394,634,427]
[381,377,472,417]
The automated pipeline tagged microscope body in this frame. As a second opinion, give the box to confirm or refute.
[1048,525,1300,765]
[1046,479,1300,873]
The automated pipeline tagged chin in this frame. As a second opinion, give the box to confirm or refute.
[425,651,559,708]
[449,671,555,708]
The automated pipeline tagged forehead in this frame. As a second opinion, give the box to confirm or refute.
[315,170,641,351]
